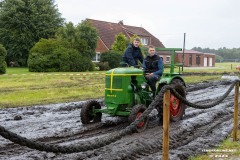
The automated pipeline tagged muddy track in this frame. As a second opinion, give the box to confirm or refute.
[0,80,239,160]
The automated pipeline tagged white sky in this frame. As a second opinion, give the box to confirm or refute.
[55,0,240,49]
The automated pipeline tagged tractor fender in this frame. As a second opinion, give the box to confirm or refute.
[157,75,185,93]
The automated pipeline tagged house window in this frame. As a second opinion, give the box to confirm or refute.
[140,38,148,45]
[189,55,192,66]
[196,55,200,65]
[166,56,170,64]
[92,52,101,62]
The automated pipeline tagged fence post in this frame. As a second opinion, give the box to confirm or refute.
[163,89,170,160]
[233,81,239,142]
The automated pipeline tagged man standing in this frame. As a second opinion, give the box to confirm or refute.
[122,37,143,67]
[142,45,163,97]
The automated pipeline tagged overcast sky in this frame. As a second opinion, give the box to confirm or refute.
[55,0,240,49]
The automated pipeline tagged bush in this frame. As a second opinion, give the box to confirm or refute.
[28,38,94,72]
[100,51,122,69]
[69,51,94,71]
[0,44,7,74]
[96,62,110,71]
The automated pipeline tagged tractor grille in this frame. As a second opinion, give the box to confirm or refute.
[105,76,122,89]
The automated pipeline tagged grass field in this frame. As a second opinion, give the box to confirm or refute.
[1,63,239,108]
[0,69,106,107]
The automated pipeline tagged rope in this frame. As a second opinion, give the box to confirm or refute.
[169,80,239,109]
[0,80,238,153]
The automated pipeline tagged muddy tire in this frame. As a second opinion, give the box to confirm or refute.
[169,79,186,122]
[128,104,149,132]
[80,100,102,124]
[157,79,186,123]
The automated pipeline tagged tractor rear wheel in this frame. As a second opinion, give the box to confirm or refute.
[156,79,186,123]
[80,100,102,124]
[169,79,186,122]
[128,104,149,132]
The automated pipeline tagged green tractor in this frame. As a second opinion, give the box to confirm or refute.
[80,48,186,132]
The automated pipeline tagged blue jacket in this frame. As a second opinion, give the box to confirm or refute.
[142,54,163,76]
[122,44,143,66]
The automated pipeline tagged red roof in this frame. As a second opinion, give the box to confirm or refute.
[176,49,204,54]
[87,19,165,49]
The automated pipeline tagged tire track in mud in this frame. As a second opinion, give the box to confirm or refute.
[0,80,238,160]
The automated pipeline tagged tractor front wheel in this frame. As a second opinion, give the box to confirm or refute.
[80,100,102,124]
[128,104,149,132]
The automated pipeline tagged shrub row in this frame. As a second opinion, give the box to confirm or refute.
[28,39,94,72]
[98,51,122,70]
[0,44,7,74]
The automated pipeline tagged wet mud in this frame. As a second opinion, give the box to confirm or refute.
[0,80,239,160]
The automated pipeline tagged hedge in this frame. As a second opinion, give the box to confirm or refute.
[0,44,7,74]
[28,39,94,72]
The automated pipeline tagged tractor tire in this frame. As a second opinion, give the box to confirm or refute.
[80,100,102,124]
[128,104,149,132]
[169,79,186,122]
[156,79,186,123]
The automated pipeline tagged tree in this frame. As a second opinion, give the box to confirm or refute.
[76,20,98,59]
[192,46,240,61]
[215,55,224,62]
[0,44,7,73]
[0,0,64,66]
[111,32,128,54]
[56,22,82,50]
[56,20,98,59]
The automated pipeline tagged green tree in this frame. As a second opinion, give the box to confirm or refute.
[56,20,98,59]
[192,46,240,61]
[0,0,64,66]
[76,20,98,59]
[56,22,82,50]
[112,32,127,54]
[0,44,7,74]
[215,55,224,62]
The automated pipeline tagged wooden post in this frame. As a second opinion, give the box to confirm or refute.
[163,90,170,160]
[233,81,239,142]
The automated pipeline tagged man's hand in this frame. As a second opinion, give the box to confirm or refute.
[145,73,153,77]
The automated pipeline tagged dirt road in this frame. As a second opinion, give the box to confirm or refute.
[0,80,239,160]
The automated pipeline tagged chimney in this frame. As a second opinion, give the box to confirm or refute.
[118,20,124,25]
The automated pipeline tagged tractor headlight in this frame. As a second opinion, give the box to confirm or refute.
[141,82,148,89]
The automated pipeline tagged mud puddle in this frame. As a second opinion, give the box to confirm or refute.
[0,80,239,160]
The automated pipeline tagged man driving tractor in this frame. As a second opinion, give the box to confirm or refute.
[142,45,163,97]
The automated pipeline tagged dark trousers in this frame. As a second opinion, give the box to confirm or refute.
[145,75,159,92]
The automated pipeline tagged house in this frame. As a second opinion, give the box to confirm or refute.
[88,19,215,67]
[176,50,215,67]
[87,19,165,62]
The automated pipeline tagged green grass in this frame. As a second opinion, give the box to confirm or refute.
[183,62,240,73]
[183,75,222,83]
[0,68,105,107]
[1,63,239,108]
[5,67,30,74]
[162,62,240,74]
